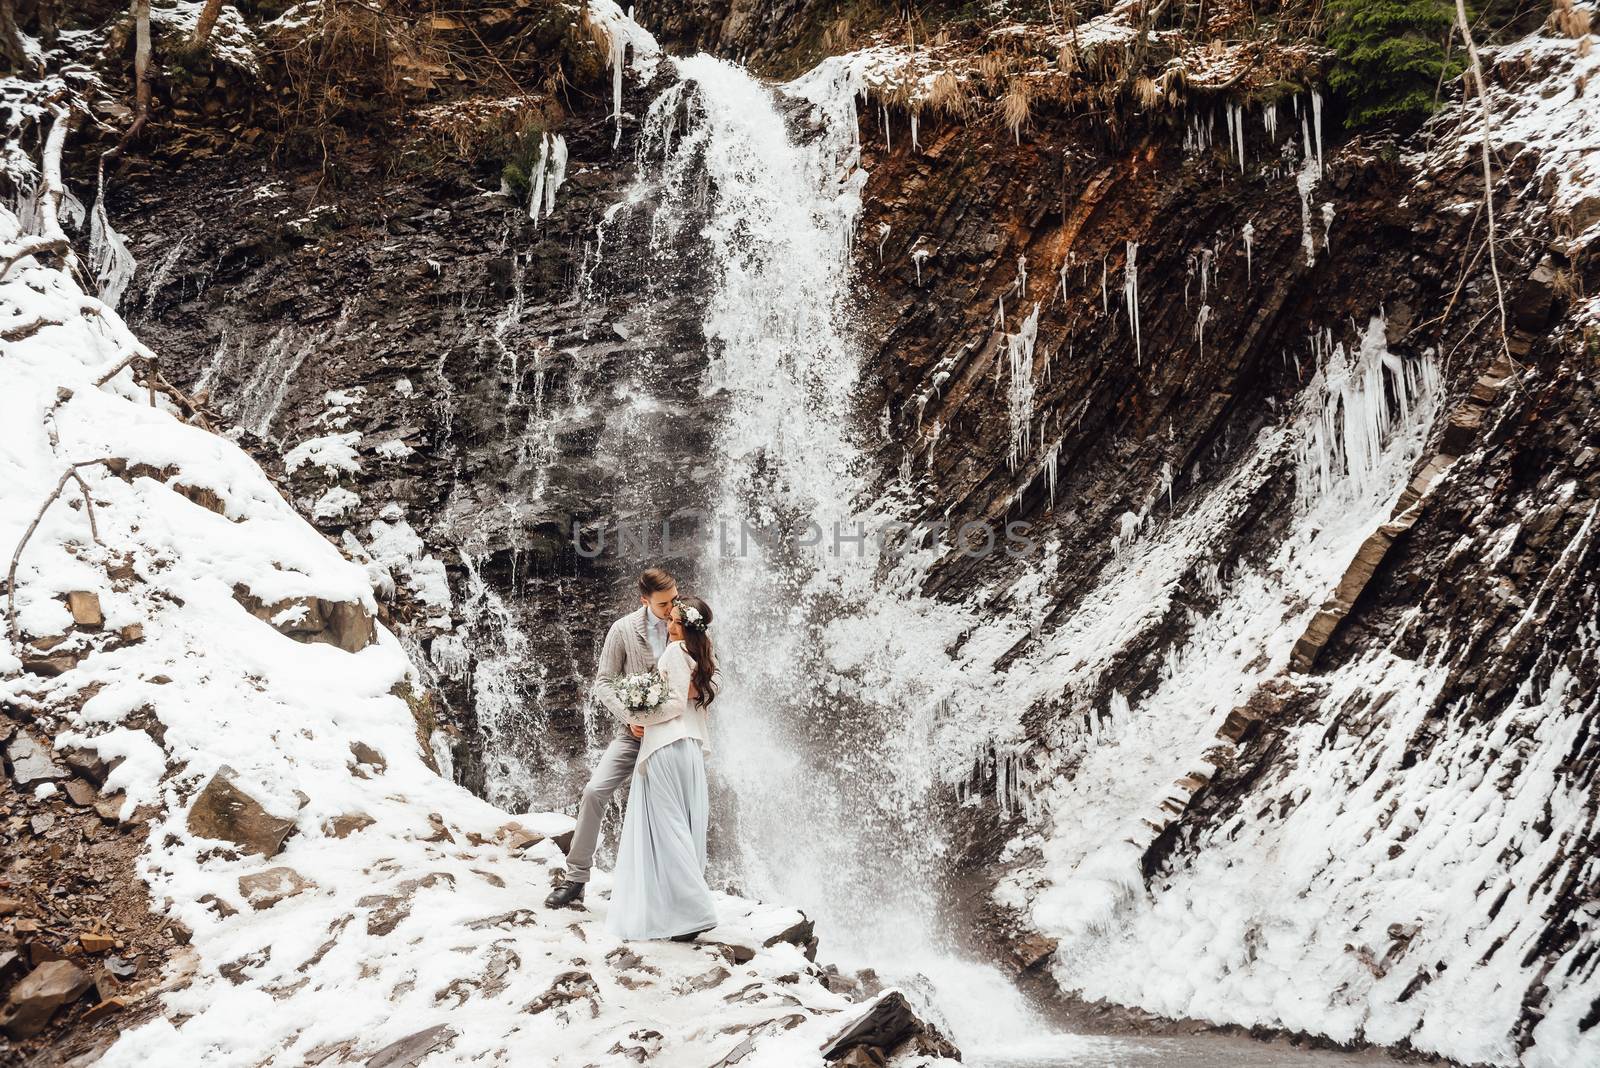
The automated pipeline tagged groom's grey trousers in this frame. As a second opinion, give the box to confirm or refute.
[565,730,640,884]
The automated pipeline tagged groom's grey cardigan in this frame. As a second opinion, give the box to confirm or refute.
[594,606,721,729]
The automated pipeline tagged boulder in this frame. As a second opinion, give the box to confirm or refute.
[238,867,315,910]
[1011,932,1058,971]
[0,960,92,1039]
[324,813,376,839]
[820,990,960,1062]
[5,733,68,789]
[186,768,296,857]
[66,591,103,628]
[232,585,377,653]
[349,741,387,773]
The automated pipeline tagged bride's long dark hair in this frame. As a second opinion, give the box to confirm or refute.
[676,595,717,708]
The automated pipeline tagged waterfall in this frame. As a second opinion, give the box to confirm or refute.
[632,53,912,935]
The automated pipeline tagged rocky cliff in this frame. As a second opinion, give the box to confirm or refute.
[4,0,1599,1065]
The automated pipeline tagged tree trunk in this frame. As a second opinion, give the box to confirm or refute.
[192,0,224,46]
[0,0,32,74]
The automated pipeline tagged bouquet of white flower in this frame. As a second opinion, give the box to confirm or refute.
[607,671,667,713]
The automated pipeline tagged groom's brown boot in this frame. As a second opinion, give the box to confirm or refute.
[545,880,585,908]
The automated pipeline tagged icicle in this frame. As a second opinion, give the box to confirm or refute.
[1123,240,1141,364]
[1263,100,1277,142]
[1311,90,1325,177]
[913,248,929,286]
[527,136,548,222]
[1045,439,1062,506]
[883,104,892,153]
[1100,256,1108,313]
[88,162,136,311]
[877,222,891,263]
[1016,253,1027,296]
[1225,105,1236,166]
[911,112,921,153]
[1004,303,1041,470]
[1242,221,1255,281]
[610,38,627,148]
[1199,247,1214,304]
[545,135,568,218]
[1056,256,1070,304]
[1321,202,1335,254]
[1296,151,1319,268]
[1195,303,1211,359]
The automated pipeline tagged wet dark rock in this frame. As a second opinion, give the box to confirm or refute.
[820,989,960,1062]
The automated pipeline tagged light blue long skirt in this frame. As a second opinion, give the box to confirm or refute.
[606,737,718,940]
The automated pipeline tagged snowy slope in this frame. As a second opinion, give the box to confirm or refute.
[0,176,935,1067]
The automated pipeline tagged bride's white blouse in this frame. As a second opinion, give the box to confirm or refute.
[594,639,712,769]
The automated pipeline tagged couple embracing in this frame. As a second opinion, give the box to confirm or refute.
[545,567,722,942]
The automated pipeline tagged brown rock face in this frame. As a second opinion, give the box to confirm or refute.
[231,584,377,653]
[186,768,296,857]
[0,960,92,1039]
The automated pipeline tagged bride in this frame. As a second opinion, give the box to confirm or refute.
[603,595,720,941]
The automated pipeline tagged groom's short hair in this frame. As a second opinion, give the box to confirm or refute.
[639,567,677,596]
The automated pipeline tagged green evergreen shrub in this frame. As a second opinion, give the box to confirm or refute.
[1325,0,1465,124]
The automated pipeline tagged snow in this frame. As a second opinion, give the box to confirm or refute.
[0,150,884,1067]
[284,431,361,477]
[1440,14,1600,243]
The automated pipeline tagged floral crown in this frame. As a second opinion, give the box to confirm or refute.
[673,599,709,633]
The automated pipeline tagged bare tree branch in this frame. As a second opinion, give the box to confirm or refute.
[192,0,224,46]
[6,459,114,648]
[1455,0,1514,368]
[104,0,152,163]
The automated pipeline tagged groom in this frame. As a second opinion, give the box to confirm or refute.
[545,566,680,908]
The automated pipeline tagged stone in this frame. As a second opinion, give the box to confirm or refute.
[63,778,99,807]
[364,1023,458,1067]
[5,732,68,788]
[836,1047,886,1068]
[78,931,116,953]
[118,623,144,643]
[1012,932,1058,971]
[238,867,315,910]
[82,995,128,1022]
[498,821,546,851]
[357,872,453,936]
[93,794,128,823]
[231,585,377,653]
[0,960,92,1039]
[59,745,117,787]
[324,813,376,839]
[66,591,103,628]
[20,653,78,677]
[186,768,296,857]
[820,990,960,1062]
[524,970,598,1015]
[683,964,731,993]
[349,741,387,771]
